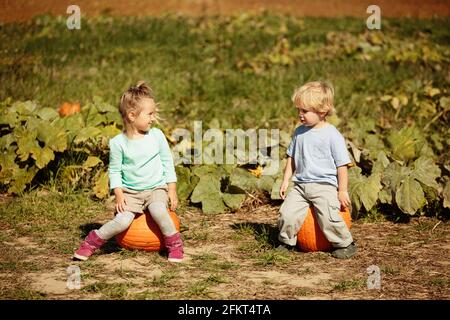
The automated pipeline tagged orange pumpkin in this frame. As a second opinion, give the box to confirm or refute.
[58,102,81,117]
[297,206,352,252]
[116,210,180,251]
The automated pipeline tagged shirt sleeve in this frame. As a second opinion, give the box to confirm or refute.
[156,128,177,184]
[330,130,351,167]
[108,138,123,190]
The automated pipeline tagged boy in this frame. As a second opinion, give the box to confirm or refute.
[277,81,357,259]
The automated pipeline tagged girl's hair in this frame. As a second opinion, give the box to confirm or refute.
[119,81,157,132]
[291,81,335,116]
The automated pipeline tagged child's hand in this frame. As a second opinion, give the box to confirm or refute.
[115,193,128,213]
[279,180,290,200]
[168,189,178,211]
[338,191,351,208]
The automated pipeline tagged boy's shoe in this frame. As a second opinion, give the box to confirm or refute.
[164,232,184,263]
[73,230,106,261]
[331,242,357,259]
[275,243,296,252]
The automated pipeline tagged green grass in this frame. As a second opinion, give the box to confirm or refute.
[332,278,366,291]
[428,277,450,287]
[0,189,106,253]
[82,282,130,299]
[1,14,448,132]
[254,249,293,266]
[185,273,227,298]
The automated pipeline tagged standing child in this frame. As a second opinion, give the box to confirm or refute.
[277,81,357,259]
[73,81,184,262]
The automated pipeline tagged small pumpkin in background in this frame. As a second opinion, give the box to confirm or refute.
[116,210,180,251]
[297,206,352,252]
[58,102,81,117]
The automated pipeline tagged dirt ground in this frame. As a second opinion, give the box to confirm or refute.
[1,0,449,23]
[1,202,449,300]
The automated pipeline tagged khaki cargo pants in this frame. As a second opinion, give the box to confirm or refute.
[121,185,169,213]
[278,182,353,248]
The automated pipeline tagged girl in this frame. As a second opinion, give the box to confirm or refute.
[73,81,183,262]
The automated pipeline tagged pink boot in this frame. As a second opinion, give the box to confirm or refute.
[164,233,184,263]
[73,230,106,261]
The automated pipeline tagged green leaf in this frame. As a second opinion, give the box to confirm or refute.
[364,134,385,160]
[257,175,275,192]
[0,109,17,127]
[395,177,426,215]
[382,162,413,191]
[101,125,121,139]
[372,151,390,174]
[175,166,199,201]
[192,165,226,180]
[83,102,107,127]
[347,140,362,163]
[387,128,417,163]
[10,100,38,116]
[0,133,15,151]
[222,193,246,210]
[439,97,450,111]
[36,107,59,121]
[229,168,258,191]
[31,146,54,169]
[93,96,116,113]
[34,122,67,152]
[349,167,382,212]
[191,175,226,214]
[93,171,109,199]
[83,156,103,169]
[14,127,38,161]
[0,153,20,184]
[74,127,102,144]
[105,112,123,125]
[378,188,392,204]
[7,166,39,195]
[410,157,440,190]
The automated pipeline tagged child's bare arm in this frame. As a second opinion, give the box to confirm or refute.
[114,188,127,213]
[337,166,351,208]
[167,182,178,211]
[279,157,295,199]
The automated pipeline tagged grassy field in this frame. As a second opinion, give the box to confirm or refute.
[1,14,449,131]
[0,14,449,300]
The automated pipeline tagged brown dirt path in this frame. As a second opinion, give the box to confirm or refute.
[1,0,449,23]
[1,203,449,300]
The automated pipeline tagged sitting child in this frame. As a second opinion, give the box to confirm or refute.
[277,81,357,259]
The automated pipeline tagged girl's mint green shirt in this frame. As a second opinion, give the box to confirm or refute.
[108,128,177,190]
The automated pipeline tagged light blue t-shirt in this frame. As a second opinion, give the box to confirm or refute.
[108,128,177,191]
[287,124,351,187]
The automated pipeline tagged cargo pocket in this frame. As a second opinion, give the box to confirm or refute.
[327,201,342,222]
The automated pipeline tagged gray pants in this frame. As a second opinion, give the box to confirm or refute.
[278,182,353,248]
[96,201,177,240]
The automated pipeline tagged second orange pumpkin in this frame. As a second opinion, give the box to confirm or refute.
[297,206,352,252]
[116,210,180,251]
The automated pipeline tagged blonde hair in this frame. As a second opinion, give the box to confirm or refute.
[291,81,335,116]
[119,81,157,132]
